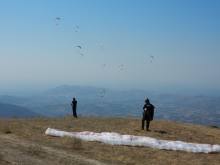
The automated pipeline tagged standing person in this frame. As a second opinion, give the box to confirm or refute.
[142,98,154,131]
[71,98,78,118]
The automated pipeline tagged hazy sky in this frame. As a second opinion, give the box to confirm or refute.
[1,0,220,95]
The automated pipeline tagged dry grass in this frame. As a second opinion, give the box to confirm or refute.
[0,116,220,165]
[61,136,83,150]
[0,153,3,161]
[25,145,46,158]
[1,124,12,134]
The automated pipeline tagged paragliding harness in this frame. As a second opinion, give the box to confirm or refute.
[143,104,153,121]
[144,109,151,121]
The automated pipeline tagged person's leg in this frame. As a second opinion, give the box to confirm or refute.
[142,120,145,130]
[72,108,75,117]
[141,113,145,130]
[73,109,77,117]
[146,120,150,131]
[75,109,78,118]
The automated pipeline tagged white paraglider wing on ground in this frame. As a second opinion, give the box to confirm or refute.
[45,128,220,154]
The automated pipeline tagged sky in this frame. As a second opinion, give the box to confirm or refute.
[1,0,220,96]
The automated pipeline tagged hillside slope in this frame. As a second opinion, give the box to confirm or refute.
[0,116,219,165]
[0,102,40,118]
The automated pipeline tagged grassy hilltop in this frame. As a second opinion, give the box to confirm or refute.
[0,116,219,165]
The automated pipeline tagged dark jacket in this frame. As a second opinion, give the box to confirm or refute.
[143,103,154,121]
[71,100,77,108]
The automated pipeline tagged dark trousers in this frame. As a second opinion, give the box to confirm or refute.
[72,107,77,118]
[142,119,150,130]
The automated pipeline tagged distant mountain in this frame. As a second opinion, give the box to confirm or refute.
[0,102,40,118]
[0,95,32,104]
[0,85,220,127]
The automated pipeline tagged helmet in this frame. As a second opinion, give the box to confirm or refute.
[145,99,149,103]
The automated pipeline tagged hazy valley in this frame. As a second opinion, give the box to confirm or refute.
[0,85,220,127]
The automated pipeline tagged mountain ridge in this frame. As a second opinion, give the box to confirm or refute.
[0,102,40,118]
[0,85,219,127]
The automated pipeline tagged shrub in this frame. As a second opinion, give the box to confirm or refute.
[1,125,12,134]
[210,125,218,128]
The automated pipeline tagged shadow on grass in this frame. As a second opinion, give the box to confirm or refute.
[154,130,167,134]
[210,125,218,129]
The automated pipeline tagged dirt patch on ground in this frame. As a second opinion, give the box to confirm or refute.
[0,134,106,165]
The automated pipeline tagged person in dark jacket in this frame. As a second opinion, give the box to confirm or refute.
[142,98,154,131]
[71,98,78,118]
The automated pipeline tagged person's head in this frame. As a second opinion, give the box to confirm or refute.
[73,98,75,100]
[145,98,149,103]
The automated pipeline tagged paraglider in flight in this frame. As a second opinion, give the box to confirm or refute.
[53,17,60,21]
[149,55,154,62]
[119,64,123,70]
[100,89,105,97]
[73,26,79,33]
[101,44,104,50]
[53,17,60,25]
[75,46,81,53]
[79,54,84,59]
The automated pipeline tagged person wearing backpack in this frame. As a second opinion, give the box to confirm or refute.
[142,98,154,131]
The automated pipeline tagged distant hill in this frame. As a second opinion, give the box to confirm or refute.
[0,84,220,127]
[0,95,32,104]
[0,102,40,118]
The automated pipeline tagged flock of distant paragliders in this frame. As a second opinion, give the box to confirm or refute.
[53,17,108,96]
[53,17,154,97]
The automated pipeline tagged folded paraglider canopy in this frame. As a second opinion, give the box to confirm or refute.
[45,128,220,154]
